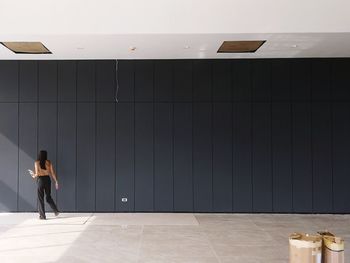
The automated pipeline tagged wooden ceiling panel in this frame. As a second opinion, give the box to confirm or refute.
[217,40,265,53]
[1,42,51,54]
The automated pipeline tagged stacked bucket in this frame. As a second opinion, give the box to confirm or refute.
[289,231,344,263]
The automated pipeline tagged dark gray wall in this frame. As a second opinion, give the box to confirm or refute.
[0,58,350,213]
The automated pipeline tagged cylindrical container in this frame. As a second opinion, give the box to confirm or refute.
[289,233,322,263]
[322,235,344,263]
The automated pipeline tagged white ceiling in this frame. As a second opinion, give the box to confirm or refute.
[1,33,350,60]
[1,0,350,59]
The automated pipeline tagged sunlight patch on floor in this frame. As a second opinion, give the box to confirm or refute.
[0,213,93,263]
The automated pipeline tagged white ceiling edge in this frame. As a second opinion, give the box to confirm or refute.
[1,33,350,60]
[0,0,350,34]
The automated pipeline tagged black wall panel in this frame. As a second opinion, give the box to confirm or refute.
[77,61,95,102]
[252,60,271,101]
[118,60,134,102]
[233,60,251,101]
[96,103,115,211]
[213,103,233,212]
[38,61,57,102]
[193,61,211,101]
[173,61,192,102]
[312,102,333,212]
[76,103,95,211]
[252,103,272,212]
[1,58,350,213]
[96,61,115,102]
[332,103,350,213]
[212,60,231,102]
[174,103,193,211]
[38,103,57,206]
[332,59,350,101]
[154,103,173,211]
[19,61,37,102]
[272,103,292,212]
[135,61,154,102]
[291,59,311,101]
[18,103,37,211]
[233,103,252,212]
[135,103,154,211]
[0,61,18,102]
[154,61,172,102]
[193,103,212,212]
[57,103,76,211]
[292,103,313,212]
[0,104,18,211]
[116,103,135,211]
[312,60,331,101]
[58,61,76,102]
[271,61,290,101]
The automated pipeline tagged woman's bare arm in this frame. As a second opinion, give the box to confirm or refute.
[50,162,59,190]
[32,162,39,178]
[49,162,58,183]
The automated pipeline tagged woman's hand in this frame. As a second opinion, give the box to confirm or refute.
[55,181,59,190]
[28,169,36,178]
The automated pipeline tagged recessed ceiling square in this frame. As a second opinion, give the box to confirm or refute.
[217,40,266,53]
[1,42,51,54]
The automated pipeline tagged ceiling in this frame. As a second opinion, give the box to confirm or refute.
[1,0,350,59]
[1,33,350,60]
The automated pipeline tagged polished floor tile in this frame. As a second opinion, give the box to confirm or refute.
[0,213,349,262]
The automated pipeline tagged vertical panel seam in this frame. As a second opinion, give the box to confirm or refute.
[250,61,254,212]
[211,61,214,212]
[153,61,155,211]
[172,61,175,212]
[115,93,117,212]
[113,101,118,211]
[270,61,274,212]
[310,61,314,212]
[36,61,39,212]
[114,61,117,212]
[330,61,334,212]
[35,62,38,212]
[191,60,194,212]
[94,61,97,212]
[133,62,136,212]
[290,61,294,212]
[56,62,59,205]
[75,61,78,211]
[231,61,234,212]
[17,61,20,211]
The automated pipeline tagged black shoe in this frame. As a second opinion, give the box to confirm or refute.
[54,211,60,216]
[39,216,46,220]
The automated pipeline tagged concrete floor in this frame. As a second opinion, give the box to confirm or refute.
[0,213,349,263]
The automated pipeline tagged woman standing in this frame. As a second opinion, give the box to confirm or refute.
[30,150,60,220]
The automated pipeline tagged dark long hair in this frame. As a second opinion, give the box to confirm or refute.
[37,150,48,169]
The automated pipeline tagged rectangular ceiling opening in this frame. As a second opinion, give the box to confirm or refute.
[217,40,266,53]
[1,42,51,54]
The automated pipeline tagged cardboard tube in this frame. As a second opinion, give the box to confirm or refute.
[289,233,322,263]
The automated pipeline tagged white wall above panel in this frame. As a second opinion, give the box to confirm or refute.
[0,0,350,34]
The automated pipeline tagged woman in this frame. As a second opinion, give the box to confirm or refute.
[30,150,60,220]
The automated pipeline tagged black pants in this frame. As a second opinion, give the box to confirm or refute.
[37,176,58,218]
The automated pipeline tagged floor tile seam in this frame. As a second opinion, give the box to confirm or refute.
[199,226,223,263]
[82,213,95,225]
[136,225,145,263]
[192,213,200,226]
